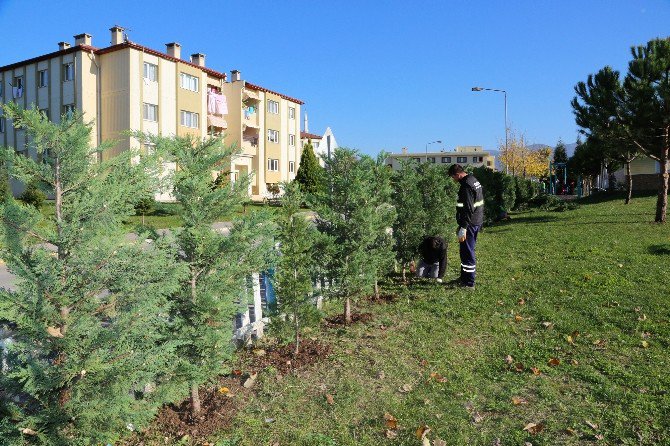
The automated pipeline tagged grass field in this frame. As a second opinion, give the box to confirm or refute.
[212,193,670,446]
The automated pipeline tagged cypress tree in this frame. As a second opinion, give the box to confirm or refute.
[137,133,275,416]
[0,103,185,445]
[417,163,457,240]
[295,140,323,196]
[392,160,425,281]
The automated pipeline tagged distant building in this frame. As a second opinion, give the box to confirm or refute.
[386,146,495,170]
[299,112,338,167]
[612,156,668,191]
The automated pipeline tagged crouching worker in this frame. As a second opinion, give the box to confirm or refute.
[415,235,447,283]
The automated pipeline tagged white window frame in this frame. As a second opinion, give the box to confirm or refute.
[0,117,5,133]
[289,134,295,146]
[63,63,73,82]
[143,62,158,82]
[289,161,295,173]
[267,100,279,114]
[180,110,199,128]
[472,157,478,163]
[38,70,48,88]
[289,107,295,119]
[267,158,279,171]
[63,104,75,118]
[457,156,467,163]
[14,76,23,89]
[143,103,158,122]
[267,129,279,143]
[442,156,451,163]
[179,72,199,92]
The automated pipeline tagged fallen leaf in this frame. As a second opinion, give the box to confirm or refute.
[399,383,413,393]
[433,440,447,446]
[243,372,258,388]
[429,372,448,383]
[530,367,541,376]
[542,321,553,328]
[20,428,37,435]
[515,315,524,321]
[585,420,599,430]
[595,434,604,440]
[571,359,579,366]
[384,412,398,430]
[548,358,560,366]
[565,427,577,435]
[47,326,64,338]
[641,340,649,348]
[325,394,334,405]
[420,359,428,367]
[232,369,242,376]
[515,363,525,373]
[505,355,514,364]
[638,314,647,321]
[518,298,525,305]
[567,335,574,345]
[472,412,484,423]
[416,424,430,439]
[618,263,623,268]
[385,429,397,439]
[511,396,527,405]
[376,370,386,380]
[218,386,229,394]
[253,349,266,356]
[523,422,544,434]
[265,417,275,423]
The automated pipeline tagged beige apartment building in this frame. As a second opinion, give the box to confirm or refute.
[386,145,495,170]
[0,26,303,200]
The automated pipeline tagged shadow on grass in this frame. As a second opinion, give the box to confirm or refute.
[496,215,560,225]
[648,244,670,255]
[577,190,657,205]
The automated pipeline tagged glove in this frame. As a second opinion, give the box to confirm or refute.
[436,278,443,283]
[457,227,467,243]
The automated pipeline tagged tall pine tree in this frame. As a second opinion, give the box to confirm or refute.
[391,161,425,281]
[295,140,324,196]
[0,104,185,445]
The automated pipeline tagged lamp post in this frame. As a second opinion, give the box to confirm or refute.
[472,86,508,174]
[425,140,442,163]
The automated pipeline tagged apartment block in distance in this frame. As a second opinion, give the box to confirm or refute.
[386,145,495,170]
[0,26,303,200]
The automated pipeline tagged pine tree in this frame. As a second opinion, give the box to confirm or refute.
[0,103,185,445]
[417,163,457,241]
[295,140,324,196]
[314,148,388,323]
[274,182,319,355]
[136,133,275,416]
[553,140,569,165]
[391,161,425,281]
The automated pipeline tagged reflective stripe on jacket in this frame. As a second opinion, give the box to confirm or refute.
[456,174,484,227]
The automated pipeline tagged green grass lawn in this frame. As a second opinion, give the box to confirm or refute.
[213,194,670,446]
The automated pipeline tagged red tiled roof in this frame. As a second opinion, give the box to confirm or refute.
[300,131,322,140]
[245,81,304,105]
[0,44,96,73]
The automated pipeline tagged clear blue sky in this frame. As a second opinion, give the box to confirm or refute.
[1,0,669,155]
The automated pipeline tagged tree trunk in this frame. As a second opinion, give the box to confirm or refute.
[625,161,633,205]
[374,278,380,300]
[656,146,669,223]
[190,383,201,415]
[344,297,351,325]
[293,269,300,356]
[401,264,406,283]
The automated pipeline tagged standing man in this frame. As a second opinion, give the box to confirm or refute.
[447,164,484,290]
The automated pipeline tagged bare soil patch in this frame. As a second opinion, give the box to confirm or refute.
[324,311,374,327]
[243,338,333,375]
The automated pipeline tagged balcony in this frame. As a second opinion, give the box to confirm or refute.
[242,130,259,156]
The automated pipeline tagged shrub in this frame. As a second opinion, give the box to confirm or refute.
[18,180,46,208]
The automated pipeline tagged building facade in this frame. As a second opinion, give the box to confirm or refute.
[386,145,495,170]
[612,156,669,191]
[300,113,338,167]
[0,27,303,200]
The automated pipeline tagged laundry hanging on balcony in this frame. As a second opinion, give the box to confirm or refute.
[207,91,228,115]
[12,84,23,99]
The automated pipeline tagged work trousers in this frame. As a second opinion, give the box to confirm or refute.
[459,225,480,286]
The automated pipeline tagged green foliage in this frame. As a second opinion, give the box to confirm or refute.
[295,140,324,196]
[134,133,275,413]
[17,179,46,209]
[553,139,569,164]
[134,195,155,217]
[417,163,457,239]
[314,148,395,317]
[391,161,426,275]
[513,176,539,210]
[0,161,12,200]
[0,104,185,445]
[273,182,321,352]
[472,167,516,222]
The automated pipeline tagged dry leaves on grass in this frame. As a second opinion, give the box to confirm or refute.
[428,372,448,383]
[325,394,334,405]
[530,367,541,376]
[243,372,258,389]
[523,422,545,434]
[416,425,431,446]
[399,383,413,393]
[384,412,398,430]
[548,358,560,366]
[511,396,528,405]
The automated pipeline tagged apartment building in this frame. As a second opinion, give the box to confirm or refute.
[0,26,303,200]
[386,145,495,170]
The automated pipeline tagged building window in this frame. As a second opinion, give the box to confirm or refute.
[179,72,199,92]
[289,161,295,173]
[267,129,279,143]
[143,103,158,122]
[479,157,484,162]
[289,134,295,146]
[0,82,3,97]
[0,117,5,133]
[267,100,279,114]
[39,108,50,121]
[427,157,436,163]
[63,104,75,118]
[180,110,199,128]
[442,156,451,163]
[38,70,49,88]
[267,158,279,171]
[289,107,295,119]
[63,63,73,82]
[487,161,492,167]
[473,157,478,163]
[313,142,319,149]
[144,63,158,82]
[457,156,467,163]
[412,157,421,162]
[14,76,23,89]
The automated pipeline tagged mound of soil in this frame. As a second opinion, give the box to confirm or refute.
[244,339,333,375]
[368,293,400,304]
[324,312,374,327]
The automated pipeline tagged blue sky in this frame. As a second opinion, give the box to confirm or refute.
[1,0,669,156]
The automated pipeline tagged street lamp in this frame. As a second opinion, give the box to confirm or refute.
[472,86,508,174]
[425,140,442,163]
